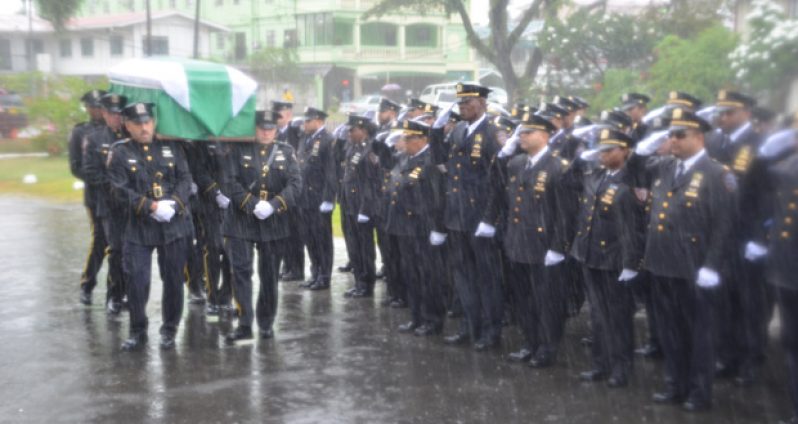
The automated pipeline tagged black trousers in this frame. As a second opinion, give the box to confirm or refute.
[582,266,634,374]
[380,230,404,302]
[80,208,108,293]
[565,257,586,317]
[188,211,228,305]
[344,214,376,291]
[651,274,716,403]
[100,212,127,304]
[278,210,305,276]
[225,237,282,330]
[448,231,503,343]
[396,234,446,326]
[506,261,566,356]
[777,286,798,418]
[299,208,333,283]
[716,258,771,371]
[632,271,661,349]
[124,237,189,337]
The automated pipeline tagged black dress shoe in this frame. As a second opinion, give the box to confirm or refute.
[579,369,608,382]
[389,299,407,308]
[379,297,393,306]
[79,290,92,306]
[528,352,556,368]
[652,388,684,404]
[350,288,373,298]
[635,344,663,359]
[259,328,274,339]
[300,278,318,288]
[343,287,359,298]
[225,326,253,344]
[508,348,533,362]
[682,398,711,412]
[160,335,176,350]
[106,300,122,315]
[205,304,219,316]
[474,339,500,351]
[414,323,442,337]
[337,263,353,273]
[188,290,206,305]
[309,280,330,291]
[281,271,304,282]
[607,372,628,388]
[444,333,469,345]
[715,361,738,379]
[121,333,148,352]
[398,321,420,333]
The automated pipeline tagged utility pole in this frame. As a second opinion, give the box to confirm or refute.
[145,0,152,56]
[193,0,200,58]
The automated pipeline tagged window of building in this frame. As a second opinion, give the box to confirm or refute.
[266,30,275,48]
[333,19,353,46]
[406,24,438,47]
[81,38,94,57]
[110,36,124,56]
[360,22,398,46]
[59,39,72,58]
[284,29,297,48]
[0,39,11,70]
[143,36,169,55]
[28,39,44,55]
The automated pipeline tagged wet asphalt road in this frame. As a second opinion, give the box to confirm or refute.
[0,196,792,423]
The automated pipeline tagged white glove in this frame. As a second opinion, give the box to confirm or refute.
[744,241,768,262]
[253,200,274,220]
[150,200,176,223]
[635,130,668,156]
[579,148,600,162]
[190,182,198,195]
[385,131,402,148]
[357,214,370,223]
[544,250,565,267]
[474,222,496,238]
[319,201,334,213]
[430,231,447,246]
[618,268,639,282]
[215,192,230,209]
[433,103,456,129]
[696,267,721,289]
[498,134,520,158]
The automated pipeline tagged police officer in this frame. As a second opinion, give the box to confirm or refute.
[628,107,736,411]
[406,99,437,121]
[82,92,128,313]
[705,90,768,385]
[296,107,337,290]
[108,103,194,351]
[665,91,703,112]
[273,100,305,282]
[373,97,402,283]
[72,89,108,305]
[373,120,446,335]
[489,113,570,366]
[222,111,301,343]
[620,93,651,142]
[431,83,503,351]
[571,129,645,387]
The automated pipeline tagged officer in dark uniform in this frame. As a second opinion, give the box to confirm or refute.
[374,97,401,283]
[406,98,437,120]
[488,113,570,367]
[72,89,108,305]
[373,119,447,335]
[569,96,590,117]
[222,111,301,343]
[749,128,798,424]
[107,103,195,351]
[296,107,337,290]
[704,90,768,385]
[620,93,651,142]
[430,83,503,351]
[627,107,736,411]
[599,109,634,134]
[273,100,305,282]
[665,91,703,112]
[82,93,128,313]
[339,115,381,298]
[570,129,645,387]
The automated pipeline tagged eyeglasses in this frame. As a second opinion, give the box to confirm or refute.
[669,129,688,139]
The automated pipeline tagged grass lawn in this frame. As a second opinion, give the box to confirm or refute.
[0,155,344,236]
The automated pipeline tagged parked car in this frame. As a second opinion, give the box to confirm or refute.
[420,81,508,107]
[339,94,382,115]
[0,91,28,138]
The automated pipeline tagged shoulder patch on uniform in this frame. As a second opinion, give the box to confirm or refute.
[723,172,738,192]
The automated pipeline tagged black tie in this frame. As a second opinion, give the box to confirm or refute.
[675,161,685,181]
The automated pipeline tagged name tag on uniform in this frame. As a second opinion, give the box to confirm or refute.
[128,159,137,164]
[243,155,252,160]
[312,140,320,156]
[275,151,286,162]
[162,147,173,158]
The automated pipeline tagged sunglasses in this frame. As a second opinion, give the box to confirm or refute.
[669,129,688,139]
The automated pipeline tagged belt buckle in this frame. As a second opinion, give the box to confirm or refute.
[260,190,268,201]
[152,183,163,199]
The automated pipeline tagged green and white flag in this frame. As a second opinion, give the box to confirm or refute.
[108,57,258,141]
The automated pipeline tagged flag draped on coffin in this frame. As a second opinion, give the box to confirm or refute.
[108,57,258,141]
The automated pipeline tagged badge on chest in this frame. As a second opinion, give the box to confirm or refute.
[409,166,422,180]
[351,152,362,165]
[600,184,618,205]
[312,140,320,156]
[534,171,548,192]
[471,133,483,158]
[162,146,173,158]
[685,172,703,198]
[733,145,752,173]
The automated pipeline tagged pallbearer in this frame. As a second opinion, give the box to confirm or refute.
[222,111,301,343]
[107,103,194,351]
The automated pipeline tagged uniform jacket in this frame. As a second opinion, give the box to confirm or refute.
[82,125,127,217]
[339,138,381,218]
[296,128,337,210]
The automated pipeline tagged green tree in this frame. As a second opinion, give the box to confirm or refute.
[584,68,645,114]
[366,0,561,104]
[645,25,738,106]
[248,48,302,85]
[34,0,84,31]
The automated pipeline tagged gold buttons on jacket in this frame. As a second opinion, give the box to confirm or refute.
[662,201,669,208]
[657,224,664,232]
[537,227,544,233]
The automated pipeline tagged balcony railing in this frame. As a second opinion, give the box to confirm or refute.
[297,45,445,63]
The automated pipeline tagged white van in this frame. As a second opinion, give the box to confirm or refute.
[419,81,508,106]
